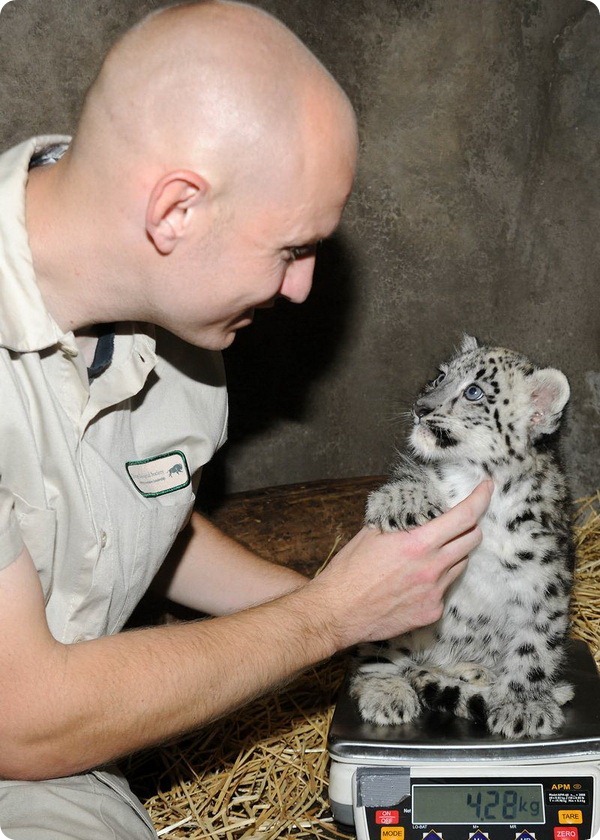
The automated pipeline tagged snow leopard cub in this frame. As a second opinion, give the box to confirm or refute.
[351,335,574,739]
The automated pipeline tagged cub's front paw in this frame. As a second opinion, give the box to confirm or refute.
[366,484,442,532]
[488,696,565,739]
[350,673,421,726]
[411,668,490,724]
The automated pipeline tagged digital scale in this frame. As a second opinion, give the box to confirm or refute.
[328,640,600,840]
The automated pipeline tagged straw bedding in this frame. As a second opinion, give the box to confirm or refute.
[123,492,600,839]
[570,492,600,661]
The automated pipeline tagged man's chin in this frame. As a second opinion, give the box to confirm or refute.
[166,312,255,350]
[227,310,255,335]
[219,313,255,348]
[236,308,255,325]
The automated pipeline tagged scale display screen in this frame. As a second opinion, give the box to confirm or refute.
[412,783,545,824]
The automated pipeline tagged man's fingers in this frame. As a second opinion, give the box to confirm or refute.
[441,553,470,587]
[438,524,483,571]
[423,480,493,548]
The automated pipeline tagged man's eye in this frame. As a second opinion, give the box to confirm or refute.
[287,243,318,261]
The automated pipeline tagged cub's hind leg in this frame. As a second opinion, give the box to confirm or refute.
[486,595,573,739]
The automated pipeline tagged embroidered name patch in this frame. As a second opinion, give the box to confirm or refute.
[126,451,190,497]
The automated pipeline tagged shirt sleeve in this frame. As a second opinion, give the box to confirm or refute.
[0,484,25,571]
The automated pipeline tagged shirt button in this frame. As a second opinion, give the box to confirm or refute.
[59,342,78,358]
[100,531,108,548]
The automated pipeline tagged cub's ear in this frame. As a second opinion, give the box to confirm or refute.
[529,368,570,438]
[460,334,479,354]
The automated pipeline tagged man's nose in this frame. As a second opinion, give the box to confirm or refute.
[279,257,316,304]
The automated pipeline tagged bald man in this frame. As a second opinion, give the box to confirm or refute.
[0,2,491,837]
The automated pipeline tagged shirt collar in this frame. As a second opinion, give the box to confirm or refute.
[0,135,75,352]
[0,137,158,385]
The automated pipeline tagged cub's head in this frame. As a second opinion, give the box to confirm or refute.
[409,335,570,465]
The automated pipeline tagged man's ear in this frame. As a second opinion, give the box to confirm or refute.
[146,170,209,255]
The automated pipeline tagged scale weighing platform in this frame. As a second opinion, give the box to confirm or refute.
[328,640,600,840]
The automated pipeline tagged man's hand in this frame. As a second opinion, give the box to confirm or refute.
[304,480,492,649]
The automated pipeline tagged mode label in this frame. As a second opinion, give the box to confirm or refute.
[380,829,404,839]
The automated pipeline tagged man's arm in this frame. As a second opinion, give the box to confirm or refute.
[0,482,491,782]
[152,511,307,615]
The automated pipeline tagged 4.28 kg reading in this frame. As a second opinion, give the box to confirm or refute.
[412,783,545,825]
[466,788,542,821]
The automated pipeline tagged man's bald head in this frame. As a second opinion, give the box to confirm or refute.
[72,1,357,200]
[31,1,357,345]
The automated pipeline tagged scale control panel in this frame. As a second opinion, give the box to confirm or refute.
[352,769,595,840]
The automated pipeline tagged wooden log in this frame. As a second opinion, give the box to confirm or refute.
[208,475,386,576]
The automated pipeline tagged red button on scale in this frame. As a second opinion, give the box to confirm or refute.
[375,809,400,825]
[554,828,578,840]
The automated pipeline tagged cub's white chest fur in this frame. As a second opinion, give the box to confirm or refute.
[436,463,549,607]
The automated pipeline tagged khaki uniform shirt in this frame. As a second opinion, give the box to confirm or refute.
[0,136,228,643]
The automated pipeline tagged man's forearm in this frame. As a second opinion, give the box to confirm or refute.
[154,511,307,615]
[5,581,335,781]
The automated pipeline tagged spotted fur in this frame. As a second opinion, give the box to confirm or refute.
[351,335,574,739]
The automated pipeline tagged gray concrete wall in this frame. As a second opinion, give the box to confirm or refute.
[1,0,598,498]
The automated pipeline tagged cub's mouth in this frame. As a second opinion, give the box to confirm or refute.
[430,424,458,449]
[411,417,458,452]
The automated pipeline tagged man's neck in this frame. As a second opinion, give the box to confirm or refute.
[26,159,81,333]
[25,156,119,336]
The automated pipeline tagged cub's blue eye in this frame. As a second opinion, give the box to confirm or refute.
[464,384,485,402]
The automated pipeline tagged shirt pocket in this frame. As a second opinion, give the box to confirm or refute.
[109,492,194,633]
[13,499,57,603]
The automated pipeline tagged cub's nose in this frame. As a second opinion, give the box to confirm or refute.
[414,401,434,418]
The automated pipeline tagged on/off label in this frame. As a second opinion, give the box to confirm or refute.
[380,829,404,840]
[376,810,400,825]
